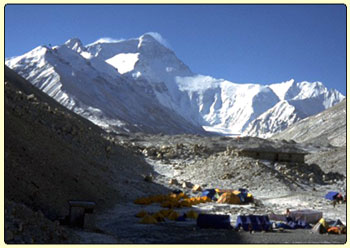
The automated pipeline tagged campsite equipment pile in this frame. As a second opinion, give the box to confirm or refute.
[133,189,346,235]
[134,188,254,209]
[133,188,256,226]
[325,191,346,205]
[269,209,346,235]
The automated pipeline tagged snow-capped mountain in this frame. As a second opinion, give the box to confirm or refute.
[243,79,345,137]
[5,35,205,135]
[5,33,345,136]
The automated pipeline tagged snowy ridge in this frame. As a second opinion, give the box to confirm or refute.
[273,99,346,146]
[242,101,301,138]
[243,80,345,138]
[5,33,345,136]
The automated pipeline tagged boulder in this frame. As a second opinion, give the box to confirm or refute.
[169,178,178,185]
[182,181,193,189]
[26,94,36,101]
[144,175,153,183]
[192,185,202,192]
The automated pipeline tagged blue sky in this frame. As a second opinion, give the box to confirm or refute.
[5,4,346,95]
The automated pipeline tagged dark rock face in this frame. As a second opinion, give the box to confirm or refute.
[4,67,168,243]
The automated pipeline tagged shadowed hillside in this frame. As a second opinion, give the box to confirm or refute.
[4,66,168,243]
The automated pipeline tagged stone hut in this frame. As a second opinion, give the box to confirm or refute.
[68,200,96,229]
[234,148,307,163]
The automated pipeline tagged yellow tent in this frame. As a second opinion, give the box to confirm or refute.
[139,215,158,224]
[159,209,172,217]
[200,196,211,203]
[135,210,148,218]
[161,200,180,209]
[179,200,192,207]
[189,197,200,205]
[167,211,180,220]
[134,197,151,205]
[217,192,241,204]
[232,190,241,195]
[186,210,199,219]
[152,212,165,222]
[149,194,166,203]
[319,218,329,229]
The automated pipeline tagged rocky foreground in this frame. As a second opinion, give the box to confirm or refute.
[4,67,346,244]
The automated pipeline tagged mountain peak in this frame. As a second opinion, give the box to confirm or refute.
[64,38,84,52]
[139,33,157,42]
[137,33,170,51]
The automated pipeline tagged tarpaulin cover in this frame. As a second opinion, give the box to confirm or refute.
[325,192,339,201]
[197,214,232,229]
[289,209,322,224]
[268,213,287,222]
[235,215,272,231]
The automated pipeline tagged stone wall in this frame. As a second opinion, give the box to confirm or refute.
[234,150,305,163]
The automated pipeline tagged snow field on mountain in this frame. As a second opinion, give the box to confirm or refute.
[5,34,345,137]
[106,53,140,74]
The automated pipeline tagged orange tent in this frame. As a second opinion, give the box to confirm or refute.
[217,192,241,204]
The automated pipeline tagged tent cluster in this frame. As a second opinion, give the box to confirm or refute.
[133,188,254,226]
[235,215,272,231]
[136,209,199,224]
[269,209,346,235]
[134,192,212,209]
[134,188,254,210]
[311,218,346,235]
[201,188,254,204]
[195,214,273,231]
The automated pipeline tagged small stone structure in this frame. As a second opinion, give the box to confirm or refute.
[234,149,307,163]
[68,200,96,229]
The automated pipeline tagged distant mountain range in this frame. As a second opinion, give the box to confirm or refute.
[5,33,345,136]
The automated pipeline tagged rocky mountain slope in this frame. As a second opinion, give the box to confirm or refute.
[272,99,346,147]
[5,34,344,137]
[272,99,347,176]
[4,66,170,243]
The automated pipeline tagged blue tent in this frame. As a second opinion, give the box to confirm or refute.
[197,214,232,229]
[201,189,217,200]
[235,215,272,231]
[238,188,249,194]
[325,192,339,201]
[329,219,344,227]
[176,214,187,222]
[287,219,311,229]
[237,188,253,203]
[276,219,311,229]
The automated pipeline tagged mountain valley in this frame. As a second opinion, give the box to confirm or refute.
[4,65,346,244]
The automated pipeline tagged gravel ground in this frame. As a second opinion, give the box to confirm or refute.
[74,155,346,244]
